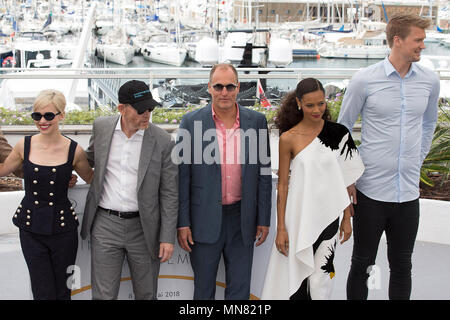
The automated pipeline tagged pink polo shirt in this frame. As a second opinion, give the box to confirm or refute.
[212,104,242,205]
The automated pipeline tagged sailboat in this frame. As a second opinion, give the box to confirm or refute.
[95,28,135,66]
[141,0,186,66]
[141,33,187,67]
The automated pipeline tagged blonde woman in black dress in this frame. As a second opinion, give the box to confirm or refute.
[0,89,94,299]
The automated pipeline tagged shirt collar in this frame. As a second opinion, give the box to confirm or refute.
[211,103,240,124]
[115,115,145,137]
[384,56,417,78]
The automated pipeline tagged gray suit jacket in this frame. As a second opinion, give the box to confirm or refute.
[177,104,272,246]
[80,115,178,260]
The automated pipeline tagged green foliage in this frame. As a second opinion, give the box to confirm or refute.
[0,107,116,125]
[64,109,117,124]
[0,104,280,125]
[326,92,344,122]
[247,102,279,123]
[151,106,200,124]
[420,101,450,187]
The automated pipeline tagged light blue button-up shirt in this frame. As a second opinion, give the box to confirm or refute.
[338,58,440,203]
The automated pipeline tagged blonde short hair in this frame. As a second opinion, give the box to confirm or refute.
[386,14,430,48]
[33,89,66,114]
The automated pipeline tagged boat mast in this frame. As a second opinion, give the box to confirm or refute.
[66,2,97,106]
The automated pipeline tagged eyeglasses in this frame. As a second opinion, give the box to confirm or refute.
[31,112,61,121]
[136,106,155,115]
[212,83,238,92]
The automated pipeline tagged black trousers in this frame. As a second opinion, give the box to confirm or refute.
[346,190,419,300]
[19,229,78,300]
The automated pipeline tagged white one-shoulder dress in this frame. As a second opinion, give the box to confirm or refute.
[261,121,365,300]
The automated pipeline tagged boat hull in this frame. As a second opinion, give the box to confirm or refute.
[96,45,135,65]
[141,44,187,67]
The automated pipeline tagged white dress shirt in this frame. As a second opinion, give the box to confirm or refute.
[98,116,144,212]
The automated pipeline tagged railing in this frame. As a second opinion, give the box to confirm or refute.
[2,67,450,80]
[1,66,449,111]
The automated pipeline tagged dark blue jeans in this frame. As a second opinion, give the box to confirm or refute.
[346,190,419,300]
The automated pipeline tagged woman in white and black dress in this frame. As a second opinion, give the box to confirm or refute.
[261,78,365,300]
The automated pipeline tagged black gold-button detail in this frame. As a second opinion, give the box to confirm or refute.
[52,168,56,172]
[33,180,37,184]
[34,168,39,172]
[34,201,39,205]
[50,181,54,185]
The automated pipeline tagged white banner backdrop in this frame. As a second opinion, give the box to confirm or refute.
[68,179,277,300]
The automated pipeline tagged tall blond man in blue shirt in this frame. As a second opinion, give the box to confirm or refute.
[338,14,440,300]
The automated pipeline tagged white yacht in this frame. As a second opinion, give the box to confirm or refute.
[318,43,389,59]
[95,42,135,65]
[319,33,389,59]
[193,37,219,67]
[141,41,187,67]
[141,34,187,67]
[181,31,216,62]
[268,38,293,67]
[95,28,135,66]
[11,31,54,67]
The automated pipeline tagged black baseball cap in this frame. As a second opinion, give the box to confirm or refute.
[118,80,160,114]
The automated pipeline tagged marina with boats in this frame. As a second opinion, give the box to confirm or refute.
[0,0,449,111]
[0,0,449,301]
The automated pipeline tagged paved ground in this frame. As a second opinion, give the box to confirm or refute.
[1,231,449,300]
[331,235,450,300]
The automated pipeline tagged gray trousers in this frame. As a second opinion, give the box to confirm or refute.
[90,208,160,300]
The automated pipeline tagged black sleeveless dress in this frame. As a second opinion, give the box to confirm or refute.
[13,135,79,235]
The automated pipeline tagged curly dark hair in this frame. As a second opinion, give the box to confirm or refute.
[274,78,330,134]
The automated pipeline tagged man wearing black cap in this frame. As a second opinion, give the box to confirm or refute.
[81,80,178,300]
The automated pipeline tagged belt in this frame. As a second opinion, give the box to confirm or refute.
[222,201,241,212]
[98,206,139,219]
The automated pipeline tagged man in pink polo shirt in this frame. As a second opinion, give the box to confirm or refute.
[177,63,272,299]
